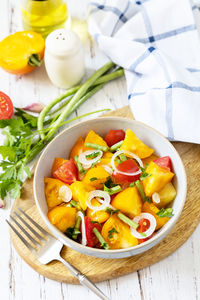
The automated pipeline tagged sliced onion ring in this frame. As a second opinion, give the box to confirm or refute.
[130,213,156,239]
[111,150,143,176]
[152,192,160,204]
[101,165,113,175]
[58,185,72,203]
[87,190,111,212]
[77,211,87,246]
[78,150,103,168]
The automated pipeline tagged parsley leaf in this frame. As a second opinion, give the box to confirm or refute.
[0,146,16,162]
[106,207,120,216]
[90,177,98,181]
[140,166,151,181]
[157,208,174,218]
[108,227,119,239]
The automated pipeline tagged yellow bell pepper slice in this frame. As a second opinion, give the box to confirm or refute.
[83,165,110,189]
[142,202,169,230]
[44,177,69,209]
[153,182,176,208]
[86,198,110,223]
[120,129,154,159]
[69,181,94,210]
[143,162,174,196]
[111,186,142,219]
[84,130,108,151]
[101,215,138,249]
[69,136,84,159]
[48,206,77,232]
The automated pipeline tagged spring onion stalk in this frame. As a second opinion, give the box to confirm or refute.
[93,228,110,250]
[135,180,146,202]
[42,62,115,140]
[109,141,123,152]
[49,68,124,117]
[24,109,108,163]
[117,212,139,229]
[84,142,109,152]
[72,216,81,239]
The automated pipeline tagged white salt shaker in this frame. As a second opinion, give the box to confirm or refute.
[45,29,85,89]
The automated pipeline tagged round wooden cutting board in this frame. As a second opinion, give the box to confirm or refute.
[10,106,200,284]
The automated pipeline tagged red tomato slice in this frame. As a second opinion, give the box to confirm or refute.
[137,218,154,244]
[84,216,102,247]
[112,159,140,184]
[0,91,13,119]
[154,156,172,172]
[104,129,125,147]
[53,159,78,184]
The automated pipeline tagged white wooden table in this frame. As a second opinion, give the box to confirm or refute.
[0,1,200,299]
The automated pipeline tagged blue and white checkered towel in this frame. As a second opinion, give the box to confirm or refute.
[88,0,200,143]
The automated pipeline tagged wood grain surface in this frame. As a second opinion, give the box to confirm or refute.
[10,106,200,284]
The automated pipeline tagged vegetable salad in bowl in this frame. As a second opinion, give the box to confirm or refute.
[44,128,176,250]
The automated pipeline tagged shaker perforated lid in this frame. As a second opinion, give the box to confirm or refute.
[45,29,82,57]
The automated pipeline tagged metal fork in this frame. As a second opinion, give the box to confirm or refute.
[7,208,109,300]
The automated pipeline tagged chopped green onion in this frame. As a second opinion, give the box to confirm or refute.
[135,180,150,203]
[118,153,127,162]
[74,155,84,173]
[115,159,122,165]
[104,184,122,195]
[140,232,147,237]
[117,212,139,229]
[109,141,123,152]
[129,182,135,187]
[72,216,81,239]
[93,227,110,250]
[90,177,98,182]
[85,142,109,152]
[85,151,100,159]
[91,221,101,226]
[157,208,174,218]
[69,200,80,209]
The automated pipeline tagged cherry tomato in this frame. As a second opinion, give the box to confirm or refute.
[154,156,172,172]
[0,91,13,119]
[137,218,154,244]
[104,129,125,147]
[112,159,140,184]
[53,158,78,184]
[84,216,102,247]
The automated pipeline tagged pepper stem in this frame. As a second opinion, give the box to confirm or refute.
[28,54,42,67]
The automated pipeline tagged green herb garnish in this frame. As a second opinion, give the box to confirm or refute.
[109,141,123,152]
[157,208,174,218]
[135,180,151,203]
[140,166,151,181]
[91,221,101,226]
[105,207,120,216]
[104,184,122,195]
[90,177,98,182]
[108,227,119,239]
[117,212,139,229]
[74,155,84,173]
[129,182,135,187]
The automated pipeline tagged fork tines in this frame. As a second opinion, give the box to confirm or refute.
[7,208,50,251]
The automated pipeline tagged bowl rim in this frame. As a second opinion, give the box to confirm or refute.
[33,116,187,255]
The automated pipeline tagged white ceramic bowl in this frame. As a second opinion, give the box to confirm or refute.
[33,117,187,259]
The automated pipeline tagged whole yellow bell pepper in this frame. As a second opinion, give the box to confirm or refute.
[111,186,142,218]
[0,31,45,75]
[101,215,138,249]
[143,161,174,196]
[120,129,154,159]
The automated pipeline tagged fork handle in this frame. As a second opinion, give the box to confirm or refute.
[57,255,110,300]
